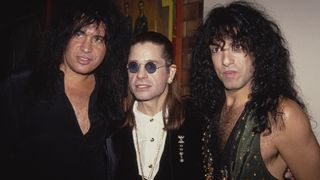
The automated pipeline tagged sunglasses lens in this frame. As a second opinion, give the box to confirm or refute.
[145,62,157,73]
[127,62,160,74]
[127,62,139,73]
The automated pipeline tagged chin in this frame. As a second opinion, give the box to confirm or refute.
[134,94,157,101]
[135,96,152,101]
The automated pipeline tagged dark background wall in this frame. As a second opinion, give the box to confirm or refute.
[0,0,47,80]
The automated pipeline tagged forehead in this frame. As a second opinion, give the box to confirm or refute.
[211,25,239,39]
[129,42,165,63]
[81,23,106,35]
[210,38,235,47]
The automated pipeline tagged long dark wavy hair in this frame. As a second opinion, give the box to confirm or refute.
[191,0,308,133]
[30,0,130,122]
[123,31,185,130]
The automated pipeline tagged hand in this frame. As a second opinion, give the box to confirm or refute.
[284,168,295,180]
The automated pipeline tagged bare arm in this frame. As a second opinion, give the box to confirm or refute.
[275,99,320,180]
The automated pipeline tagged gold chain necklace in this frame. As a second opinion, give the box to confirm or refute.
[134,126,165,180]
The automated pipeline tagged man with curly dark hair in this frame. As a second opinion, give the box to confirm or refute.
[190,1,320,179]
[0,1,129,180]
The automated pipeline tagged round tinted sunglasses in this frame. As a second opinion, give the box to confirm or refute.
[127,61,166,74]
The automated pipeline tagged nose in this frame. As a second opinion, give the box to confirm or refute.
[221,50,234,67]
[136,64,147,79]
[80,38,92,53]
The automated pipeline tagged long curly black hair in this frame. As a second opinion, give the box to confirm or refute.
[31,0,130,122]
[191,0,307,133]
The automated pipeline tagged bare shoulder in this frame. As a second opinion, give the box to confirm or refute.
[272,97,313,143]
[280,98,309,128]
[281,98,313,133]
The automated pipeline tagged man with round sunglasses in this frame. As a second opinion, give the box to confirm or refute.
[109,31,203,180]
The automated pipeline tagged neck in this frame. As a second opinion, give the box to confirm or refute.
[60,63,95,82]
[224,95,248,109]
[225,83,251,108]
[63,71,95,95]
[137,100,164,117]
[136,88,168,116]
[64,75,95,91]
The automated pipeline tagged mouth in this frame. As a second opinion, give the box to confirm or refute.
[135,84,151,90]
[222,70,237,78]
[78,56,92,65]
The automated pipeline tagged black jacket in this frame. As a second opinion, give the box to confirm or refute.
[108,102,204,180]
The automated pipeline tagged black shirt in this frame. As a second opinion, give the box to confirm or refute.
[1,71,109,180]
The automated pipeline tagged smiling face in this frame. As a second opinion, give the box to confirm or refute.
[61,23,106,77]
[210,39,254,93]
[128,42,176,104]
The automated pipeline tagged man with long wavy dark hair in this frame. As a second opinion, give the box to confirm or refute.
[191,1,320,179]
[1,0,129,179]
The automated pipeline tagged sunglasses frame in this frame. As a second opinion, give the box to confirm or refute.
[127,61,166,74]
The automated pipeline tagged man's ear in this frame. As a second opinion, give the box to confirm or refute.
[168,64,176,84]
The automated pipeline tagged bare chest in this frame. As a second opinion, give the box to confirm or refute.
[218,106,244,151]
[66,89,92,134]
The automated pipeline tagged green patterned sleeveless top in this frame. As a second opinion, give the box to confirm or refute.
[208,106,277,180]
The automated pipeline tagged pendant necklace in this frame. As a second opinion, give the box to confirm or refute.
[134,125,165,180]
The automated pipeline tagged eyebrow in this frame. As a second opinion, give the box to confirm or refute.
[128,59,159,63]
[94,34,105,39]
